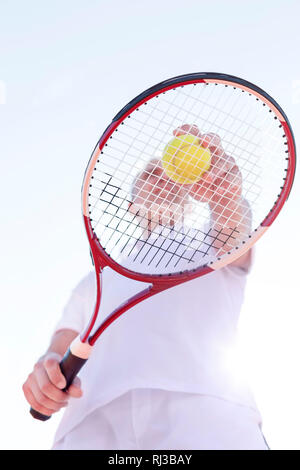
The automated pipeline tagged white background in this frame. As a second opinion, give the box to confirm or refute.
[0,0,299,450]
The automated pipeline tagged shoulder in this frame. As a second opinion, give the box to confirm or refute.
[72,271,96,297]
[227,248,254,275]
[72,268,128,297]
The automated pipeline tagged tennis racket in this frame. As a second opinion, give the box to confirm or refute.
[30,72,296,421]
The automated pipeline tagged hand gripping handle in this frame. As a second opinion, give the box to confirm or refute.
[30,338,91,421]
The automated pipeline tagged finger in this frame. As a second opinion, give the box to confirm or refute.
[148,206,160,232]
[198,133,226,181]
[188,178,215,203]
[23,383,55,417]
[215,166,242,197]
[29,374,68,412]
[144,159,163,177]
[44,354,66,390]
[225,167,243,198]
[173,124,201,137]
[129,205,152,232]
[226,165,242,186]
[207,155,236,183]
[200,170,214,184]
[34,362,68,402]
[199,133,223,153]
[217,164,241,187]
[131,160,164,203]
[67,376,83,398]
[159,203,179,226]
[134,159,162,187]
[128,201,142,216]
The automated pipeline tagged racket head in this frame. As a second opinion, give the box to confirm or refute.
[82,72,296,282]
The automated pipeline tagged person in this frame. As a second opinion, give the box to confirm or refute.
[23,124,269,450]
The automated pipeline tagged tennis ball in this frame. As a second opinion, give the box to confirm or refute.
[161,134,211,184]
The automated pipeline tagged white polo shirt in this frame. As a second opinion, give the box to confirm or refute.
[53,252,260,443]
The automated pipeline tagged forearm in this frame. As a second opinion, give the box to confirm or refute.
[208,196,252,253]
[43,329,79,359]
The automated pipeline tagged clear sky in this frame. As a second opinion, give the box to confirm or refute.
[1,0,299,450]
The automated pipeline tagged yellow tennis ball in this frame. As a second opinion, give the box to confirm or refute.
[161,134,211,184]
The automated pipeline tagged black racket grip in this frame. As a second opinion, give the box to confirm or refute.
[30,349,87,421]
[59,349,87,391]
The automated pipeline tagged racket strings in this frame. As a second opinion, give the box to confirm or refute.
[91,177,244,270]
[91,142,254,248]
[91,173,248,269]
[94,173,233,250]
[88,82,288,274]
[92,151,257,221]
[109,123,265,215]
[94,126,255,225]
[91,150,257,231]
[138,87,287,181]
[100,104,283,214]
[150,91,285,212]
[90,177,246,262]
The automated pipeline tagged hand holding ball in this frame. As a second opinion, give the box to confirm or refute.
[161,134,211,184]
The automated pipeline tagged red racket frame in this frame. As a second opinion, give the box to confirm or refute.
[30,72,296,421]
[81,74,296,346]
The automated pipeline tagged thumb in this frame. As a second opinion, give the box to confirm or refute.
[173,124,201,137]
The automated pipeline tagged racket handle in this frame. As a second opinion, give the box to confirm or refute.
[59,348,87,391]
[29,408,51,421]
[29,349,87,421]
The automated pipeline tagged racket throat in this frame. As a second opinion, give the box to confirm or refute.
[70,335,93,359]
